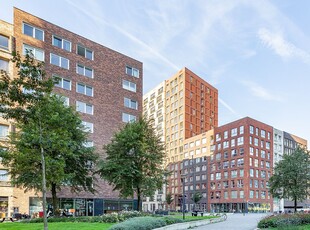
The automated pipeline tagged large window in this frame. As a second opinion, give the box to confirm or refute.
[0,59,9,72]
[0,169,8,181]
[0,125,9,138]
[77,64,93,78]
[77,83,93,96]
[76,101,93,115]
[0,34,9,50]
[53,36,71,51]
[122,113,136,123]
[122,80,136,92]
[54,76,71,90]
[50,53,69,69]
[126,66,139,78]
[77,45,93,60]
[23,23,44,41]
[82,121,94,133]
[124,97,138,110]
[23,44,44,61]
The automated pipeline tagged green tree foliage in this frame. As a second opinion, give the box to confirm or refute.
[269,146,310,212]
[0,95,98,213]
[165,193,174,211]
[192,192,203,204]
[97,118,166,211]
[0,51,55,122]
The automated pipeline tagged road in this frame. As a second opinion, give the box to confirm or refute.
[194,213,269,230]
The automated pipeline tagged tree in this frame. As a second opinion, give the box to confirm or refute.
[269,146,310,212]
[97,118,166,211]
[165,193,174,211]
[192,192,203,211]
[0,51,55,229]
[0,95,98,215]
[0,52,97,229]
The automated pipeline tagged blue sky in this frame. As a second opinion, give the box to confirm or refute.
[1,0,310,145]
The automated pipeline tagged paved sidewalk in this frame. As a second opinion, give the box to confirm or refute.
[194,213,269,230]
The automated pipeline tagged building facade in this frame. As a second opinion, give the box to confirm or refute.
[142,68,218,211]
[0,8,143,216]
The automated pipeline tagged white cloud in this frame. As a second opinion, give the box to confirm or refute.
[65,0,180,71]
[258,28,310,64]
[218,97,239,116]
[242,81,282,101]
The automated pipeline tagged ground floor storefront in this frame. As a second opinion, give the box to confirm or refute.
[210,202,271,213]
[29,197,138,216]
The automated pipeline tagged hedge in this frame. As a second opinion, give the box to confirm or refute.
[109,216,183,230]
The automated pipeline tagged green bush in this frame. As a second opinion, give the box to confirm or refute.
[258,213,310,228]
[21,211,145,224]
[162,216,184,225]
[109,216,168,230]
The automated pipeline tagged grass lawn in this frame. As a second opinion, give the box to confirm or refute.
[0,222,114,230]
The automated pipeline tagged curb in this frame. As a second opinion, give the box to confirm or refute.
[154,217,224,230]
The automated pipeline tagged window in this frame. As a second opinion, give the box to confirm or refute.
[0,169,8,181]
[250,169,254,177]
[126,66,139,78]
[254,138,259,146]
[237,136,244,146]
[240,126,244,134]
[231,170,237,178]
[77,83,93,96]
[224,131,228,139]
[23,23,44,40]
[240,190,244,198]
[77,64,93,78]
[249,125,254,134]
[23,44,44,62]
[231,128,237,137]
[239,169,244,177]
[59,95,69,106]
[216,172,221,180]
[231,191,237,199]
[50,53,69,69]
[122,80,136,92]
[76,101,93,115]
[250,190,254,198]
[0,59,9,72]
[83,141,94,147]
[0,125,9,138]
[261,130,266,138]
[0,34,9,50]
[124,97,138,110]
[231,139,235,147]
[54,77,71,90]
[82,121,94,133]
[53,35,71,51]
[122,113,136,123]
[202,138,207,144]
[77,45,93,60]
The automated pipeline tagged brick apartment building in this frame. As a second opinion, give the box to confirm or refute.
[143,69,308,213]
[0,8,142,217]
[142,67,218,211]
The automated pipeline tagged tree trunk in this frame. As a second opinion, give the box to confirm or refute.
[41,145,48,230]
[51,183,58,216]
[137,187,141,211]
[294,197,297,213]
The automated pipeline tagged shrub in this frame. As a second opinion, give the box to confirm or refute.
[258,213,310,228]
[20,210,146,224]
[109,216,167,230]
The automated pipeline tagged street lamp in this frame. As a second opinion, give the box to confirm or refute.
[181,174,186,220]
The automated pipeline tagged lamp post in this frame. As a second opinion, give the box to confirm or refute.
[181,174,186,220]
